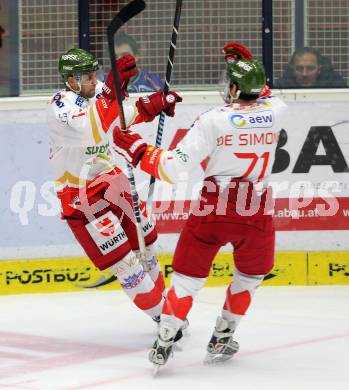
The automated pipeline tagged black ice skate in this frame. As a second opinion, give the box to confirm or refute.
[152,315,161,324]
[149,325,183,375]
[152,315,189,336]
[204,316,239,364]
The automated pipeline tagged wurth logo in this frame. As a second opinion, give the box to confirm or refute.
[99,231,127,252]
[94,217,115,236]
[86,211,128,254]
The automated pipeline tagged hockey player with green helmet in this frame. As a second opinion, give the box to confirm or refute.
[58,48,99,98]
[225,59,267,101]
[47,47,182,327]
[112,59,288,372]
[221,41,272,100]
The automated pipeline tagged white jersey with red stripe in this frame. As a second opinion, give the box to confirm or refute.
[47,83,139,216]
[141,95,287,189]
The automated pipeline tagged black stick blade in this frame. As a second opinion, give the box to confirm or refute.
[107,0,146,36]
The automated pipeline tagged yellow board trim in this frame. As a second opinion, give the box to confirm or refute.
[308,252,349,285]
[0,252,348,295]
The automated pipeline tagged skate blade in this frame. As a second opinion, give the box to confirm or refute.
[153,364,161,376]
[173,339,183,351]
[203,352,234,365]
[181,319,189,334]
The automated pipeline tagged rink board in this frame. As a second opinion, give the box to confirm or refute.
[0,251,348,295]
[1,99,349,256]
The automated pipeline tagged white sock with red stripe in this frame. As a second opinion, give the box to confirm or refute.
[110,251,164,318]
[161,271,206,330]
[222,268,264,330]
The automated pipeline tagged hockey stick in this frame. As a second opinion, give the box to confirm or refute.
[82,1,147,290]
[107,0,149,269]
[146,0,183,213]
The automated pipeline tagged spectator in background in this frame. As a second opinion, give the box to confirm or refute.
[0,25,6,48]
[114,32,164,93]
[275,47,347,88]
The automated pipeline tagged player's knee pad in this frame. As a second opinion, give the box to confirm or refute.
[170,271,206,299]
[231,268,264,294]
[109,251,145,287]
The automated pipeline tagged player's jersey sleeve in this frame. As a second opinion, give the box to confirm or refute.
[47,87,145,217]
[140,111,216,183]
[47,91,139,148]
[47,92,94,146]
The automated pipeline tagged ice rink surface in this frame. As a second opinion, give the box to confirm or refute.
[0,286,348,390]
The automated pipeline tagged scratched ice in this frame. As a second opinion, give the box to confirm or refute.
[0,286,348,390]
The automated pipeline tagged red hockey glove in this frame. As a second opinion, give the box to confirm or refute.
[113,128,148,167]
[102,54,137,101]
[136,91,182,122]
[260,84,272,97]
[223,42,253,63]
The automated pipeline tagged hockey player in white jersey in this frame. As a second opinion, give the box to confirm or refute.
[47,48,181,322]
[113,59,287,369]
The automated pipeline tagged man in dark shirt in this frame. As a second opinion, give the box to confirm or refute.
[276,47,347,88]
[0,25,6,48]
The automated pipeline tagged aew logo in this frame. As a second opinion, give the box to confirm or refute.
[231,111,273,129]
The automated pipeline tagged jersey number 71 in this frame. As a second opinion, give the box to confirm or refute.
[234,152,270,181]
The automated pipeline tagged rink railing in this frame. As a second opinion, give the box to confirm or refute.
[1,89,349,111]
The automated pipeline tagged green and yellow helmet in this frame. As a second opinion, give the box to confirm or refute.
[58,48,99,82]
[226,59,266,96]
